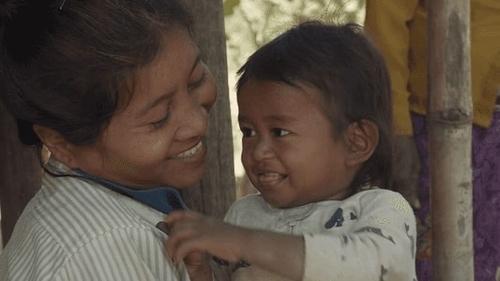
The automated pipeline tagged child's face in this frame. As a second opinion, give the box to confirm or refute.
[238,79,356,208]
[70,27,216,188]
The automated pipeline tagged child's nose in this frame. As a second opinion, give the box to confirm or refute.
[252,137,274,161]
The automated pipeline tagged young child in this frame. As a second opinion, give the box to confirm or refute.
[165,22,417,281]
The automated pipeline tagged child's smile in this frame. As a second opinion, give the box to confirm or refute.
[257,171,286,186]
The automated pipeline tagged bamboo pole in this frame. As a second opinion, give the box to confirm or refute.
[427,0,474,280]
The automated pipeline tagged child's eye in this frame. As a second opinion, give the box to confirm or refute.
[150,113,170,129]
[271,128,290,137]
[240,127,256,138]
[188,71,206,91]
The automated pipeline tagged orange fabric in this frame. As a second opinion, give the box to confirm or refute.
[365,0,500,135]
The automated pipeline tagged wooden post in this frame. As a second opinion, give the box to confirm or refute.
[0,103,41,246]
[179,0,236,219]
[427,0,474,280]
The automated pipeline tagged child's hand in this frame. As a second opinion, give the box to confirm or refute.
[165,210,247,266]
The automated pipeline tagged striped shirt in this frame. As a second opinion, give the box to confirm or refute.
[0,161,190,281]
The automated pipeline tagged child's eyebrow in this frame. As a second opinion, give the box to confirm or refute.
[263,114,296,123]
[237,114,296,123]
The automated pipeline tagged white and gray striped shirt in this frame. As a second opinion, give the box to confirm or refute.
[0,163,190,281]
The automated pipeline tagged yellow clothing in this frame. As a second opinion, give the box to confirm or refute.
[365,0,500,135]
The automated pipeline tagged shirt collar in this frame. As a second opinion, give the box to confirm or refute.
[44,158,187,214]
[73,169,187,214]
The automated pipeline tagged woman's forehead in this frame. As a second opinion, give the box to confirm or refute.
[123,28,200,115]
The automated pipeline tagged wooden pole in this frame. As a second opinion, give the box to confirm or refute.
[0,103,41,246]
[427,0,474,280]
[179,0,236,219]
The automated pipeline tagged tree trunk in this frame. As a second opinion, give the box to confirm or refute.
[0,103,41,246]
[427,0,474,280]
[180,0,236,219]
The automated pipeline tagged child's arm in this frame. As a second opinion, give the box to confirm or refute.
[166,190,416,281]
[165,211,305,281]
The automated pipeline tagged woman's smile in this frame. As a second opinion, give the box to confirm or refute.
[172,141,204,160]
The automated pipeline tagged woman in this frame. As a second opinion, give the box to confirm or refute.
[0,0,216,280]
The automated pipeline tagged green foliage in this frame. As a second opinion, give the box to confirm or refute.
[224,0,241,16]
[225,0,365,69]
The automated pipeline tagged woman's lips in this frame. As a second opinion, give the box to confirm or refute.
[172,141,203,159]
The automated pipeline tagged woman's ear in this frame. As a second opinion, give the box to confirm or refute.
[343,119,379,167]
[33,125,78,168]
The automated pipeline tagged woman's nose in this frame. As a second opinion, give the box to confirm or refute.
[175,97,210,141]
[175,71,217,141]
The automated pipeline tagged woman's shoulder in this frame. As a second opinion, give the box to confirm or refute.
[2,173,170,278]
[28,173,161,252]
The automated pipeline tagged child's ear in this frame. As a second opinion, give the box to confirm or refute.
[33,125,79,168]
[343,120,379,167]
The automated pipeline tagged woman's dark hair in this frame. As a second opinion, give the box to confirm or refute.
[237,21,393,190]
[0,0,192,146]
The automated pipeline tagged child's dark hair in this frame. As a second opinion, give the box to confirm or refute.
[0,0,192,146]
[237,21,393,190]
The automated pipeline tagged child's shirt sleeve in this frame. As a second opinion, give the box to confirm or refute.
[302,191,417,281]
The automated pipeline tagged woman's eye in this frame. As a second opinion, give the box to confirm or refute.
[188,71,206,91]
[240,127,255,138]
[150,113,170,129]
[271,128,290,137]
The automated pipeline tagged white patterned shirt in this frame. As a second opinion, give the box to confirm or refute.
[224,188,417,281]
[0,161,189,281]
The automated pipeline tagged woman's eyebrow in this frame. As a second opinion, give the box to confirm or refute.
[137,94,172,118]
[190,53,201,73]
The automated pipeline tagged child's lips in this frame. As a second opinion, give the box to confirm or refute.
[257,172,286,186]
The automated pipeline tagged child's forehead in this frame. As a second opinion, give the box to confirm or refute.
[237,79,331,118]
[238,79,328,109]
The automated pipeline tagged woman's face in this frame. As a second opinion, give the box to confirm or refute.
[71,27,217,189]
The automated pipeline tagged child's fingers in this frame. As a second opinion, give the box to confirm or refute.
[157,210,197,236]
[173,236,207,263]
[164,210,200,225]
[165,220,199,261]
